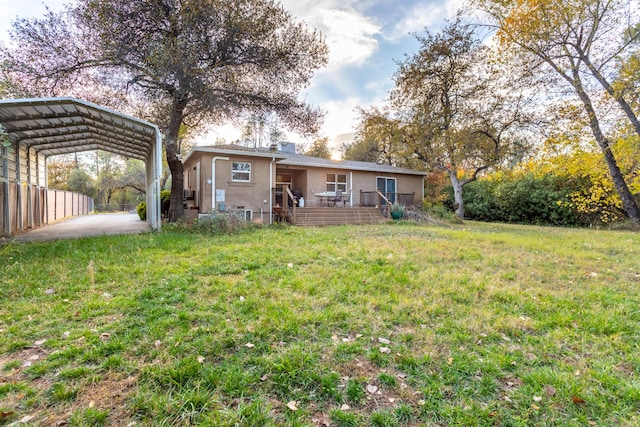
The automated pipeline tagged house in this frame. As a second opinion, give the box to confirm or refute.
[181,144,427,225]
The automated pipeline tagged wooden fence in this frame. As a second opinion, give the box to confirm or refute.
[1,181,94,237]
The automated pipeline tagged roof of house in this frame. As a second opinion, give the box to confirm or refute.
[182,144,290,162]
[184,144,428,176]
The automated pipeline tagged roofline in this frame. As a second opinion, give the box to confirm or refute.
[278,158,428,176]
[182,145,427,176]
[0,97,162,136]
[182,146,290,163]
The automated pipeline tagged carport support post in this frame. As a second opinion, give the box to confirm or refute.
[2,145,9,236]
[27,146,33,228]
[15,143,23,231]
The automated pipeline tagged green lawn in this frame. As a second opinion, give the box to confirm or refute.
[1,222,639,426]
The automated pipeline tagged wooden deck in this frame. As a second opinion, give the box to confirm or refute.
[283,207,387,226]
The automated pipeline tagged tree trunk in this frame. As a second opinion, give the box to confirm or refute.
[165,98,188,222]
[450,171,465,219]
[579,53,640,140]
[574,81,640,221]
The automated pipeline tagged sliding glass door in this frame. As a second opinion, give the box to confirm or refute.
[376,177,396,204]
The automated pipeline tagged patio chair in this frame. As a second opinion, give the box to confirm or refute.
[331,190,343,207]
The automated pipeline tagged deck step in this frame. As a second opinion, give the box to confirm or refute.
[292,207,387,226]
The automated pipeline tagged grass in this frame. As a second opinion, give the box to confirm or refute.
[1,221,639,426]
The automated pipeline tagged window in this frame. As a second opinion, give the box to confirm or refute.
[232,161,251,182]
[326,173,347,192]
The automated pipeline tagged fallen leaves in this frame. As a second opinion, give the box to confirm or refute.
[572,396,586,405]
[0,411,15,419]
[7,415,35,426]
[366,384,378,394]
[545,385,557,397]
[286,401,298,411]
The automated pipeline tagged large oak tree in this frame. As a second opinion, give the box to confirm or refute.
[1,0,328,220]
[390,19,534,218]
[473,0,640,220]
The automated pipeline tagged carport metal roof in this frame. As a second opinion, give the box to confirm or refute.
[0,97,163,231]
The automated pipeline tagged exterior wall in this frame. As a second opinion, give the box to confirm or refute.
[352,170,423,205]
[183,152,276,223]
[277,166,424,207]
[182,149,425,226]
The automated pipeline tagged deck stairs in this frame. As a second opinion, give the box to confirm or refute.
[292,207,387,226]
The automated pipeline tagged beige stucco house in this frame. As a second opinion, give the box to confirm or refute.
[181,144,426,225]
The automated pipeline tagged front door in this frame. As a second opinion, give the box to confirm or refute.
[377,177,396,204]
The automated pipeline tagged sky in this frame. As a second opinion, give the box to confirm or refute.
[0,0,462,152]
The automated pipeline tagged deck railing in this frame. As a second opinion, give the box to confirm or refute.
[359,191,416,208]
[272,186,298,224]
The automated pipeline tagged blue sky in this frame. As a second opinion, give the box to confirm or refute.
[1,0,461,151]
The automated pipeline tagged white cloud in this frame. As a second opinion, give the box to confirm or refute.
[387,3,448,41]
[321,98,361,140]
[320,9,380,69]
[281,0,380,71]
[386,0,465,42]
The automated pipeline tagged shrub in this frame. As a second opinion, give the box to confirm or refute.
[163,212,256,235]
[136,190,175,221]
[443,173,588,226]
[160,190,171,218]
[136,201,146,221]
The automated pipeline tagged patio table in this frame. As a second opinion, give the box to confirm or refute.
[313,191,347,207]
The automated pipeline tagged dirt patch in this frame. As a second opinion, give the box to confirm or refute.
[0,349,138,427]
[41,374,138,426]
[338,358,422,411]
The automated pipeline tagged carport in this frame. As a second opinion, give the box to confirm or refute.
[0,97,163,237]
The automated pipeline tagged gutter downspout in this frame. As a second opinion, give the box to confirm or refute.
[211,157,229,212]
[349,171,353,207]
[269,156,276,224]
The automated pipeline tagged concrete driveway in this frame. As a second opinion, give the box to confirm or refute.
[8,213,151,243]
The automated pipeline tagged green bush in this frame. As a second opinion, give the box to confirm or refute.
[160,190,171,218]
[493,174,581,225]
[136,190,172,221]
[444,173,588,226]
[136,201,146,221]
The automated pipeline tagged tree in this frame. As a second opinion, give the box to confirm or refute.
[391,19,532,218]
[47,160,75,190]
[2,0,328,220]
[346,107,404,164]
[474,0,640,220]
[67,168,96,197]
[305,137,332,159]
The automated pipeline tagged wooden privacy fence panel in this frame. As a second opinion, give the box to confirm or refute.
[1,183,93,237]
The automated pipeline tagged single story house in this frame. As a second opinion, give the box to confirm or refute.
[181,144,427,225]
